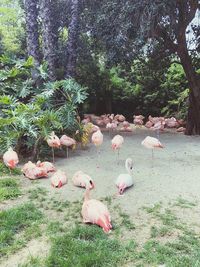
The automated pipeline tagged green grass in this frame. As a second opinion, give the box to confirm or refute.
[46,225,128,267]
[28,187,48,200]
[0,178,21,201]
[0,203,43,256]
[150,225,171,238]
[174,197,197,208]
[0,162,21,175]
[138,231,200,267]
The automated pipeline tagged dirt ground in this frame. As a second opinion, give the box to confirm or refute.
[1,126,200,266]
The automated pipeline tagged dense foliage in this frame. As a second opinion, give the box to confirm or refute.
[0,0,199,139]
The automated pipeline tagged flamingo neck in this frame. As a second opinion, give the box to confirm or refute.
[84,188,90,201]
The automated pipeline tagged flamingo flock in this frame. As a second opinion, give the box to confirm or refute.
[2,112,185,233]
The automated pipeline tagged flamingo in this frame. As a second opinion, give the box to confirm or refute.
[133,115,144,126]
[81,186,112,233]
[36,161,56,173]
[141,136,164,160]
[22,161,48,180]
[115,158,134,195]
[152,120,165,138]
[51,170,67,188]
[111,134,124,163]
[165,117,179,128]
[47,131,61,163]
[106,122,117,135]
[91,130,103,167]
[72,171,95,189]
[60,135,76,158]
[3,147,19,172]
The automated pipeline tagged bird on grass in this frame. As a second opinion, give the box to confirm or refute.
[3,147,19,173]
[81,185,112,233]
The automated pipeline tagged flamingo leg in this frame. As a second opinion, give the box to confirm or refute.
[97,147,101,168]
[52,147,55,164]
[156,129,160,139]
[117,149,120,165]
[67,147,69,158]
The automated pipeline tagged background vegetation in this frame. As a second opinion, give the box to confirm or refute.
[0,0,199,156]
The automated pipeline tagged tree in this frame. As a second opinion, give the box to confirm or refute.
[137,0,200,134]
[66,0,81,78]
[40,0,59,81]
[24,0,40,80]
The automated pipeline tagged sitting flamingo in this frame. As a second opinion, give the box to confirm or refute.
[51,170,67,188]
[22,161,48,180]
[81,186,112,233]
[36,161,56,173]
[115,158,134,194]
[72,170,95,189]
[3,147,19,171]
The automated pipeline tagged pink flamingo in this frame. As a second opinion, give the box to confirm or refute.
[60,135,76,158]
[133,115,144,126]
[72,170,95,189]
[51,170,67,188]
[111,134,124,163]
[81,186,112,233]
[47,131,61,163]
[22,161,48,180]
[3,147,19,172]
[152,120,165,138]
[115,158,134,195]
[36,161,56,173]
[91,130,103,167]
[141,136,164,160]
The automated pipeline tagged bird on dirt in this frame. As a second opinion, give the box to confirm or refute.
[91,130,103,167]
[36,161,56,173]
[47,131,61,163]
[133,115,144,126]
[51,170,67,188]
[141,136,164,159]
[72,170,95,189]
[3,147,19,171]
[60,135,76,158]
[115,158,134,195]
[111,134,124,163]
[91,130,103,147]
[22,161,48,180]
[81,185,112,233]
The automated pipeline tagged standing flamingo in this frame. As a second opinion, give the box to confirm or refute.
[3,147,19,173]
[115,158,134,195]
[111,134,124,163]
[47,131,61,163]
[91,130,103,167]
[81,186,112,233]
[141,136,164,160]
[60,135,76,158]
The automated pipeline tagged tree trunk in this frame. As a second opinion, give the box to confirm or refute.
[177,45,200,135]
[40,0,58,81]
[66,0,80,78]
[24,0,40,81]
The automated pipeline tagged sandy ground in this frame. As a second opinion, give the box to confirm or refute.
[1,127,200,266]
[28,127,200,213]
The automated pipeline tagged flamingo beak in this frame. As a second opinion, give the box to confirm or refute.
[57,181,63,188]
